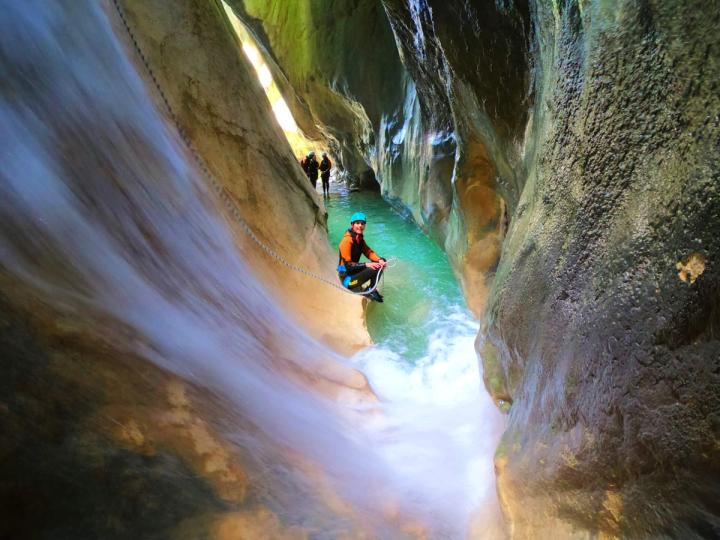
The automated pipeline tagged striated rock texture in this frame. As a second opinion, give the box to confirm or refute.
[378,0,530,315]
[116,0,370,354]
[484,1,720,537]
[226,0,406,190]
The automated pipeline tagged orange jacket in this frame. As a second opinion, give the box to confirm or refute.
[338,229,380,266]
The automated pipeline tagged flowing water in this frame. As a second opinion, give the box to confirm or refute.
[0,2,503,538]
[327,186,506,536]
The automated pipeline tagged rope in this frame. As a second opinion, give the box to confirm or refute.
[111,0,386,297]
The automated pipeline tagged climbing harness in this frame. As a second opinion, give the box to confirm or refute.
[341,265,383,295]
[111,0,388,298]
[337,257,397,295]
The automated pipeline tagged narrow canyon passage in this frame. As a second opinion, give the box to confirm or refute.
[2,0,718,538]
[326,185,506,535]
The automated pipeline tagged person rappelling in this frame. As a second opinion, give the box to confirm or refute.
[337,212,387,302]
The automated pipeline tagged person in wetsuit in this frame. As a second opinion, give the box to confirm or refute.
[319,152,332,197]
[337,212,387,302]
[300,151,320,189]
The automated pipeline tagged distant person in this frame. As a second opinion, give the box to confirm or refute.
[337,212,387,302]
[319,152,332,197]
[300,151,320,189]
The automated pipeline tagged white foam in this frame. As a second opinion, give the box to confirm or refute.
[351,309,505,534]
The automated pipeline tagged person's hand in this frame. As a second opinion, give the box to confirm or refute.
[366,261,383,270]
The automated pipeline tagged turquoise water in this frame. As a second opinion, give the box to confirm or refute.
[325,186,469,362]
[324,185,505,536]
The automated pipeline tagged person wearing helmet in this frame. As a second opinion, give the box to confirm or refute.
[319,152,332,197]
[337,212,387,302]
[299,151,320,189]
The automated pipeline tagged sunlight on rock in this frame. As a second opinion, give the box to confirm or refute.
[602,490,623,524]
[223,1,307,152]
[257,64,272,89]
[676,252,705,284]
[119,419,146,448]
[212,509,308,540]
[272,98,298,132]
[240,42,259,65]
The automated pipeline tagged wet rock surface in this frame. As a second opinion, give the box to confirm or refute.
[116,0,370,355]
[0,283,345,539]
[485,1,720,535]
[226,0,406,188]
[0,289,229,539]
[378,0,532,315]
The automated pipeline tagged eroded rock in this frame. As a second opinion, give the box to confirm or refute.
[114,0,370,355]
[485,1,720,535]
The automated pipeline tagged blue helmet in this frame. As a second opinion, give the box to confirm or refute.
[350,212,367,224]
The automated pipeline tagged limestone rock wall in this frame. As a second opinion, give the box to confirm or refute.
[485,1,720,536]
[226,0,406,189]
[378,0,531,315]
[117,0,370,354]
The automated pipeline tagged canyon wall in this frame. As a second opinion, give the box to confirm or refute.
[116,0,370,354]
[485,0,720,536]
[378,0,531,315]
[226,0,406,189]
[2,0,718,537]
[229,0,531,316]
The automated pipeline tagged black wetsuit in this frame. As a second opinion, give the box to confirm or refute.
[319,156,331,196]
[337,229,383,292]
[302,157,320,188]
